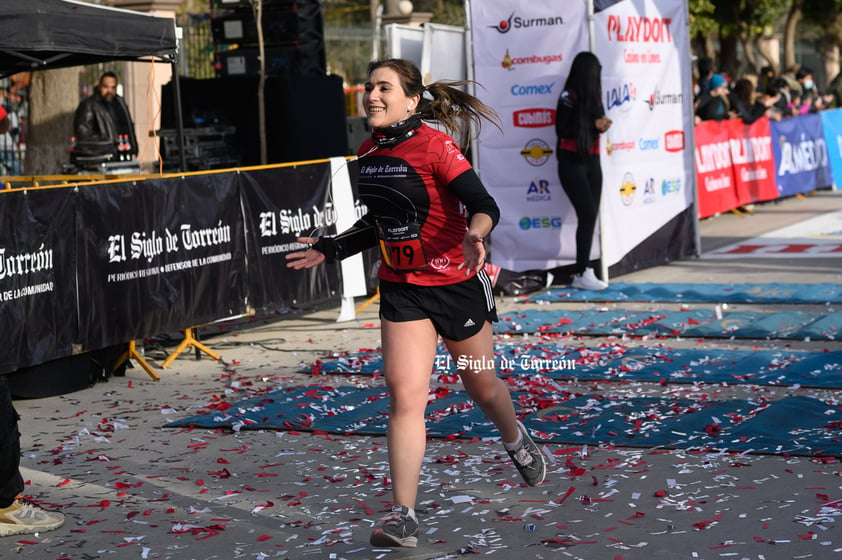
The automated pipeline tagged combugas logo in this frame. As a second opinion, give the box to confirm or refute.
[491,12,565,33]
[520,139,553,166]
[501,49,564,70]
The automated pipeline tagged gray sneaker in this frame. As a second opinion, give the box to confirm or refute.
[0,498,65,536]
[369,505,419,548]
[506,420,547,486]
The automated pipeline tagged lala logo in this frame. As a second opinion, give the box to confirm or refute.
[605,82,636,112]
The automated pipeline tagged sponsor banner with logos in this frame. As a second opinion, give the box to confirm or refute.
[470,0,588,270]
[594,0,696,266]
[729,118,778,205]
[694,114,830,218]
[769,113,832,198]
[469,0,696,271]
[694,119,739,218]
[820,108,842,191]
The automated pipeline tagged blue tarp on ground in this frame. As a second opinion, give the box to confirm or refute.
[525,283,842,304]
[168,386,842,456]
[497,308,842,340]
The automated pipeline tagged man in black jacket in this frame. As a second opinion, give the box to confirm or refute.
[73,72,138,161]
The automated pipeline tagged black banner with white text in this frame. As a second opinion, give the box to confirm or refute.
[76,175,247,349]
[0,189,77,373]
[241,164,341,312]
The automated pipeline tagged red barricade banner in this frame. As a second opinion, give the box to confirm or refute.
[727,118,779,206]
[695,120,738,218]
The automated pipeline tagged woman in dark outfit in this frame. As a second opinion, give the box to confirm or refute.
[555,51,612,291]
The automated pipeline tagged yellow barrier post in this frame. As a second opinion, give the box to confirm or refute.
[161,327,221,369]
[354,287,380,314]
[115,340,160,381]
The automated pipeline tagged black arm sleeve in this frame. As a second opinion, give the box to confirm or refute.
[448,169,500,229]
[312,224,378,263]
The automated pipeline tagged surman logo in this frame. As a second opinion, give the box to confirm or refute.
[491,12,565,33]
[491,13,514,33]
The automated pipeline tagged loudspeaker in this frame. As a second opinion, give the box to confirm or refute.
[216,41,326,77]
[162,74,348,166]
[212,3,324,46]
[211,0,326,77]
[265,74,349,162]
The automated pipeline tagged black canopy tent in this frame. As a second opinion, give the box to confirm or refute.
[0,0,187,170]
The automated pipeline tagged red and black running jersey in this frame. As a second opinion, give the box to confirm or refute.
[357,123,475,286]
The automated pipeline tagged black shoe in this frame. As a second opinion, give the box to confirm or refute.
[506,420,547,486]
[369,505,419,548]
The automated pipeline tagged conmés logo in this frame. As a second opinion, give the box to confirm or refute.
[490,12,565,33]
[513,108,555,128]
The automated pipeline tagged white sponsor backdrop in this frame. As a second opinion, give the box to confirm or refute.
[593,0,695,267]
[469,0,695,272]
[470,2,589,271]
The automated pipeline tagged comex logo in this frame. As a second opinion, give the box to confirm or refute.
[519,216,562,230]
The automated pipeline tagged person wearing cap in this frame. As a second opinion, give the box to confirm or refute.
[695,73,731,122]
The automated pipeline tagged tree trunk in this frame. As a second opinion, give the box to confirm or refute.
[754,34,781,75]
[252,0,267,165]
[719,33,739,80]
[26,67,82,176]
[819,39,840,89]
[741,35,758,75]
[783,0,804,72]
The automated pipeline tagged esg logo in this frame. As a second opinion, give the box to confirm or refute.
[519,216,562,230]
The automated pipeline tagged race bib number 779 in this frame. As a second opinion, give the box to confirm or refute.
[378,222,428,271]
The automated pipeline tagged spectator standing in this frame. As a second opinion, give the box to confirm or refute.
[554,51,612,291]
[696,73,731,122]
[73,72,137,161]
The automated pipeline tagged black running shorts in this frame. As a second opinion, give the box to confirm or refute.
[379,269,498,341]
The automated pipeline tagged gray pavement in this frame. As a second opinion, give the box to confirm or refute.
[3,190,842,560]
